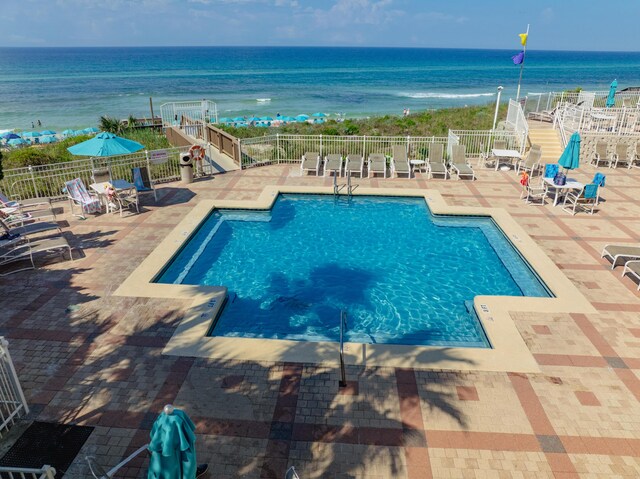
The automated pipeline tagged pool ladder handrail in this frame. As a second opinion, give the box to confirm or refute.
[339,309,347,388]
[333,170,339,196]
[346,175,353,197]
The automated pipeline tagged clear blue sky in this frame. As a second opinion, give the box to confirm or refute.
[2,0,638,51]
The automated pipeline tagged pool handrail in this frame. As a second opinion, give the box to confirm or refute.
[339,310,347,388]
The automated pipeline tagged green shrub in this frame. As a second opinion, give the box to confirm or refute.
[2,148,60,169]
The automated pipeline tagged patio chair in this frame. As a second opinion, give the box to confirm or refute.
[367,153,387,178]
[0,236,73,275]
[590,141,611,168]
[562,183,599,215]
[427,143,448,179]
[91,168,111,184]
[1,218,61,238]
[132,166,156,201]
[610,143,631,168]
[519,170,547,206]
[324,154,343,177]
[300,152,320,176]
[449,145,476,180]
[0,191,51,210]
[601,244,640,269]
[633,143,640,169]
[64,178,102,219]
[344,154,364,178]
[391,145,411,178]
[516,146,542,175]
[527,105,559,123]
[1,205,57,227]
[621,261,640,290]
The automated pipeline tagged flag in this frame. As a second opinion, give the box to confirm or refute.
[519,33,528,47]
[512,51,525,65]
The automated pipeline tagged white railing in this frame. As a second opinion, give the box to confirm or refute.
[554,104,640,146]
[0,466,56,479]
[0,338,29,438]
[0,146,190,201]
[160,100,218,128]
[526,90,640,115]
[506,99,529,153]
[449,130,525,157]
[238,134,449,168]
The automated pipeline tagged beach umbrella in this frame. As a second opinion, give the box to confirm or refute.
[312,112,326,117]
[260,116,274,121]
[72,129,86,136]
[281,116,296,122]
[218,117,232,123]
[40,130,56,135]
[147,405,207,479]
[2,133,20,140]
[606,79,617,108]
[83,127,99,133]
[62,129,76,136]
[247,116,261,123]
[67,132,144,157]
[295,114,309,121]
[40,136,57,144]
[21,131,41,138]
[233,116,245,122]
[558,132,581,172]
[313,118,325,124]
[8,138,28,146]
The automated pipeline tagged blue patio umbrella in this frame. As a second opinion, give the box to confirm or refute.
[2,133,20,140]
[67,132,144,157]
[40,130,56,135]
[312,112,326,117]
[21,131,41,138]
[8,138,28,146]
[558,132,581,172]
[62,129,76,136]
[260,116,274,121]
[83,127,100,134]
[40,136,57,144]
[606,79,617,108]
[218,117,232,123]
[281,116,296,122]
[295,114,309,121]
[147,406,200,479]
[72,129,86,136]
[233,116,245,122]
[247,116,261,122]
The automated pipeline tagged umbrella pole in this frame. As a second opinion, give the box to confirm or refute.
[516,24,529,101]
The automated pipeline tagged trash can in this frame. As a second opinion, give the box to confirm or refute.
[180,153,194,184]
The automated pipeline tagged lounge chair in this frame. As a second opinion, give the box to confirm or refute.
[562,183,599,215]
[0,236,73,275]
[426,143,448,179]
[449,145,476,180]
[601,244,640,269]
[132,166,156,201]
[300,152,320,176]
[367,153,387,178]
[632,143,640,169]
[1,218,61,237]
[324,154,343,177]
[64,178,102,219]
[345,154,364,178]
[516,146,542,175]
[391,145,411,178]
[621,261,640,290]
[527,105,559,123]
[0,191,51,210]
[611,143,632,169]
[590,142,611,168]
[1,206,57,227]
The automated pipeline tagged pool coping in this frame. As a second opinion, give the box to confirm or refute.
[113,185,597,373]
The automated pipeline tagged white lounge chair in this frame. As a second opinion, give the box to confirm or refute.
[449,145,475,180]
[300,152,320,176]
[590,142,611,168]
[324,154,343,177]
[426,143,448,179]
[601,244,640,269]
[516,146,542,175]
[391,145,411,178]
[0,237,73,275]
[621,261,640,290]
[0,191,51,210]
[345,154,364,178]
[367,153,387,178]
[632,143,640,169]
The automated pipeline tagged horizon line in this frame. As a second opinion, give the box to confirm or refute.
[1,45,640,54]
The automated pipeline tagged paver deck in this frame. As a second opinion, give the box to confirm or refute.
[1,163,639,478]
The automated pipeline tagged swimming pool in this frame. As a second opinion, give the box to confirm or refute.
[157,195,550,348]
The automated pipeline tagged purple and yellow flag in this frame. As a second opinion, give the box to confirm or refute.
[512,51,525,65]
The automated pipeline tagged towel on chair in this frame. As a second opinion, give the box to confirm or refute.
[584,183,599,199]
[592,172,606,187]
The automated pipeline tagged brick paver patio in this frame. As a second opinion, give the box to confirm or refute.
[1,163,639,478]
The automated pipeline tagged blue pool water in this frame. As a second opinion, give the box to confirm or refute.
[157,195,550,347]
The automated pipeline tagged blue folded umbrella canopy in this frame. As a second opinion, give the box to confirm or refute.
[147,407,197,479]
[67,132,144,157]
[8,138,28,145]
[40,130,56,135]
[606,79,617,108]
[558,132,581,171]
[312,112,326,117]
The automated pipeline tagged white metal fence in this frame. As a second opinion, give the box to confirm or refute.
[505,99,529,153]
[448,130,525,157]
[0,147,190,201]
[0,466,56,479]
[555,105,640,146]
[0,338,29,438]
[525,90,640,115]
[160,100,218,127]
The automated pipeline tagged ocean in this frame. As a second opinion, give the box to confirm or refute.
[1,46,640,131]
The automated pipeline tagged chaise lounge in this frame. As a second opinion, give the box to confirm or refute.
[426,143,448,179]
[391,145,411,178]
[449,144,476,180]
[300,152,320,176]
[601,244,640,269]
[324,154,343,177]
[621,261,640,290]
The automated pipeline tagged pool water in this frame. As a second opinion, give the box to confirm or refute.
[157,195,550,347]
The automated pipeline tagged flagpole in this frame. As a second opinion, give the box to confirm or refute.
[516,24,529,101]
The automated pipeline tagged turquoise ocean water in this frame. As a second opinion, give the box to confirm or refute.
[1,46,640,131]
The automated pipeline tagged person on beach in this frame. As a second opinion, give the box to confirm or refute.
[37,120,41,127]
[406,108,410,116]
[402,108,407,117]
[31,122,34,128]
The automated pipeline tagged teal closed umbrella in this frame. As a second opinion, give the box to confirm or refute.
[147,406,207,479]
[606,79,617,108]
[67,132,144,157]
[558,132,581,172]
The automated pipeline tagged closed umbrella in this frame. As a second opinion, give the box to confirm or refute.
[67,132,144,157]
[147,405,207,479]
[558,132,581,172]
[606,79,617,108]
